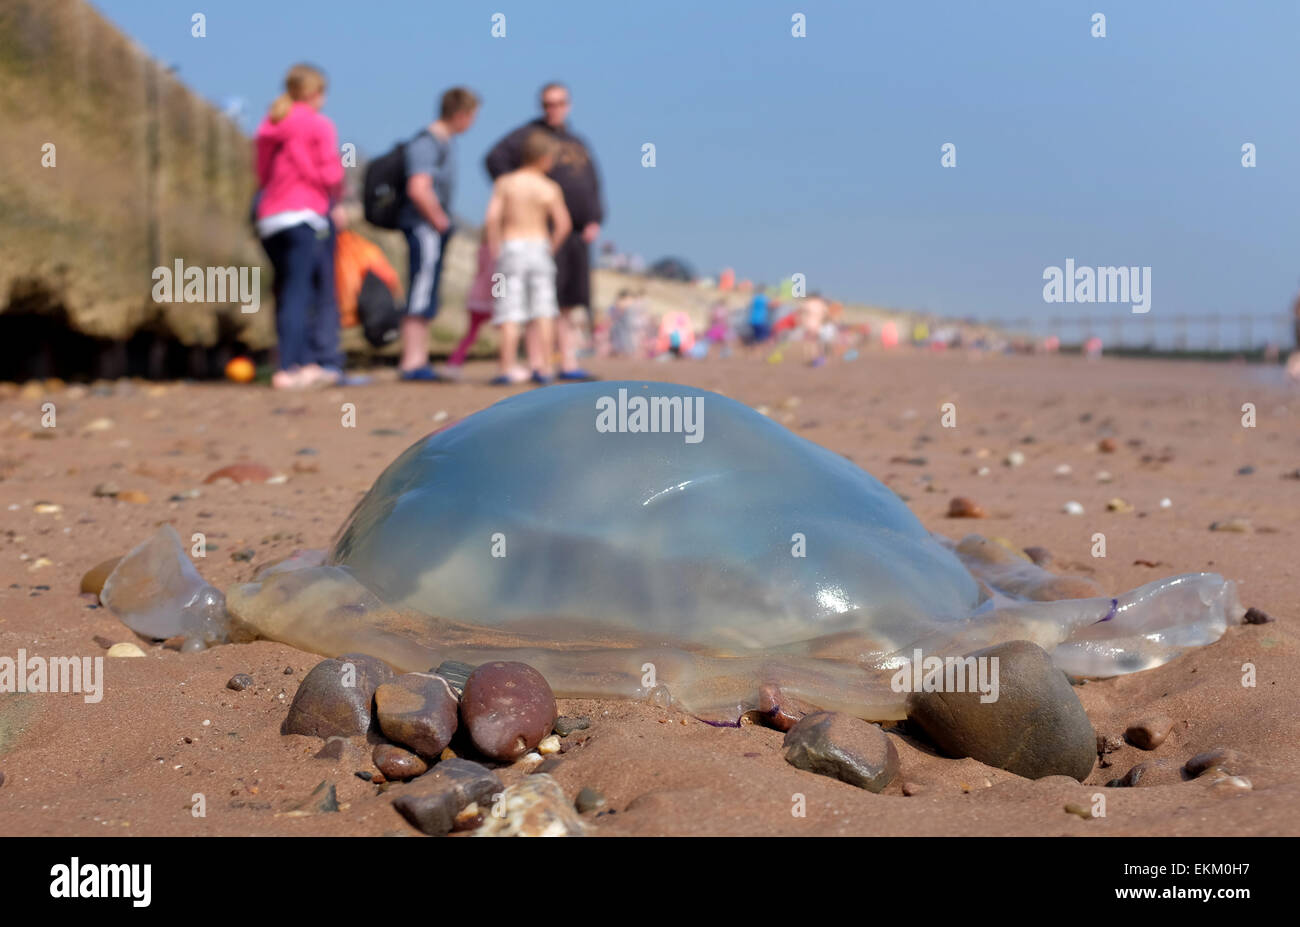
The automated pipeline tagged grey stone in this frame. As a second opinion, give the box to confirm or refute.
[391,758,501,836]
[904,640,1096,781]
[782,711,900,792]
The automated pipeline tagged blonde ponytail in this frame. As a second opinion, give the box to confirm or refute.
[268,63,327,123]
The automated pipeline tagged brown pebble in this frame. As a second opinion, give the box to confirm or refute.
[1125,716,1173,750]
[947,496,985,518]
[313,737,347,761]
[1243,607,1274,625]
[203,462,274,484]
[1098,437,1117,453]
[1185,747,1247,778]
[281,653,395,738]
[226,673,254,691]
[116,489,150,504]
[79,557,122,597]
[372,743,428,781]
[374,673,459,760]
[460,661,557,761]
[901,780,926,797]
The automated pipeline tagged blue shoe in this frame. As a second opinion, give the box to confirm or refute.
[557,369,595,381]
[489,374,515,386]
[531,371,554,386]
[399,366,440,382]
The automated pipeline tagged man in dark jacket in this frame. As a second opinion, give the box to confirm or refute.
[485,82,603,380]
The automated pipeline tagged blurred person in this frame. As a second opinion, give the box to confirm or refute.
[483,130,572,384]
[485,82,604,380]
[397,87,480,381]
[254,63,347,389]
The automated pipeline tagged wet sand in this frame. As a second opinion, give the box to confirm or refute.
[0,350,1296,836]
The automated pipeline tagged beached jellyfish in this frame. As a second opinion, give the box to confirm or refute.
[107,381,1242,721]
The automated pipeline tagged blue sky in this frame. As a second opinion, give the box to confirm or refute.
[92,0,1300,342]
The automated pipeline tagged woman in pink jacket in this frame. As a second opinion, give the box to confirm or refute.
[255,64,345,389]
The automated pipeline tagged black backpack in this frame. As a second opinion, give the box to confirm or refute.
[362,129,438,230]
[357,270,402,347]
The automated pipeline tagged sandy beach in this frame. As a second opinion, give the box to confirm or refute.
[1,350,1295,836]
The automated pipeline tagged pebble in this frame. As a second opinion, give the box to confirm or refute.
[106,642,145,658]
[781,711,900,792]
[1062,501,1085,515]
[372,743,429,781]
[1125,716,1173,750]
[79,556,121,597]
[92,482,120,498]
[1106,497,1134,514]
[1098,437,1118,453]
[1209,518,1253,533]
[0,771,5,788]
[553,716,590,737]
[473,774,587,837]
[1185,747,1247,779]
[905,640,1096,781]
[1111,761,1153,787]
[116,490,150,504]
[1096,733,1123,756]
[226,673,254,691]
[33,503,62,515]
[574,786,606,814]
[374,672,459,759]
[947,496,985,518]
[1064,802,1095,820]
[1159,497,1172,508]
[460,661,557,761]
[430,660,474,698]
[537,734,562,755]
[281,653,394,738]
[313,737,346,761]
[203,462,274,484]
[1004,451,1025,468]
[391,758,502,837]
[1023,546,1053,567]
[1243,607,1274,625]
[1053,464,1072,476]
[1236,465,1255,476]
[289,780,339,815]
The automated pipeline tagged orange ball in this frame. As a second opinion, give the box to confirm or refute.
[225,356,255,383]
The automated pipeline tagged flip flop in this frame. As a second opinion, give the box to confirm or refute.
[531,371,554,386]
[489,375,516,386]
[556,369,596,381]
[399,366,441,382]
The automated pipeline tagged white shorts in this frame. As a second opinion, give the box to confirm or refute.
[493,239,558,326]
